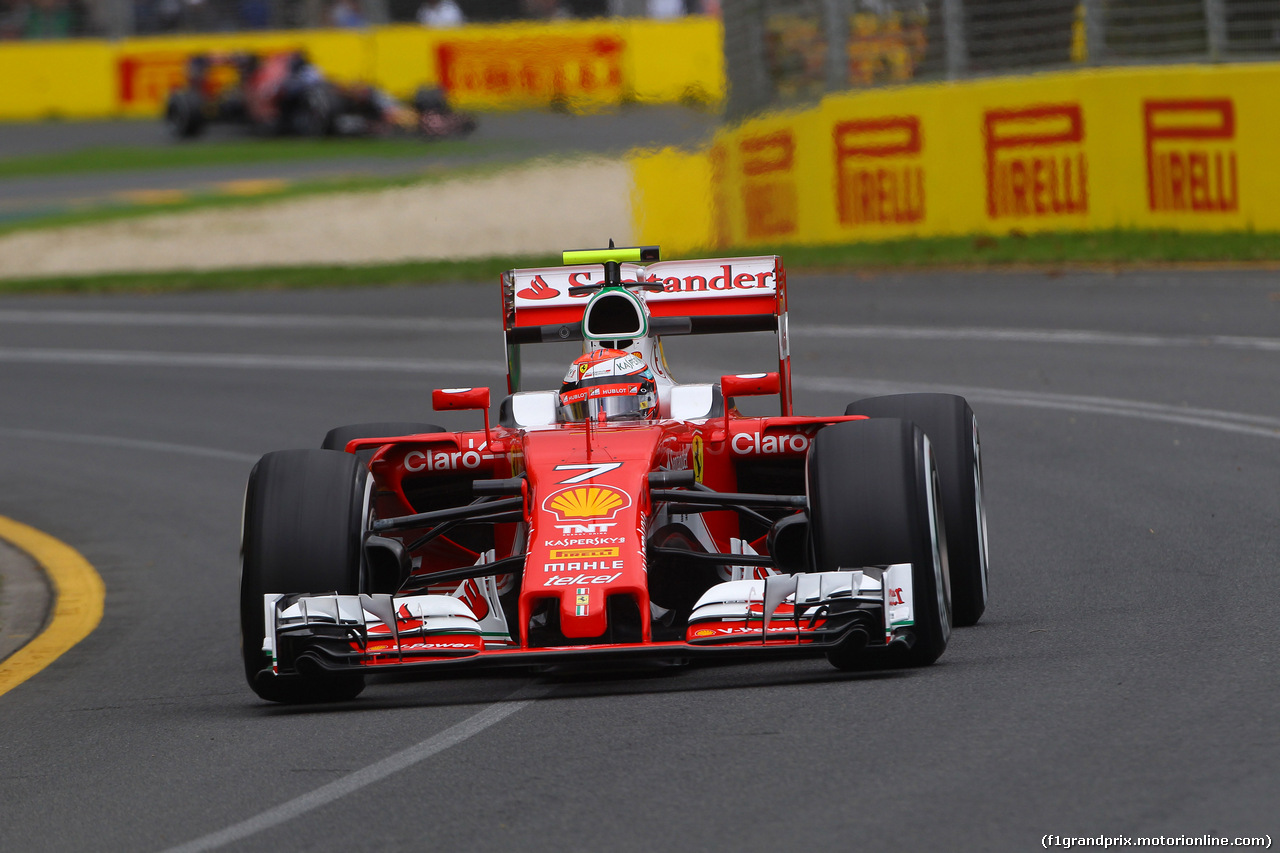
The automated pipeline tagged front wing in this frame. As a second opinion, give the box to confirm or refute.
[259,566,919,677]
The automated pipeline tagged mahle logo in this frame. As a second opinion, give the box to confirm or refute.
[542,485,631,522]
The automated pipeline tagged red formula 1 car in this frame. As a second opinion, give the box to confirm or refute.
[165,50,476,140]
[240,246,989,703]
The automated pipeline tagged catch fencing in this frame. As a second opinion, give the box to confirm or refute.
[724,0,1280,117]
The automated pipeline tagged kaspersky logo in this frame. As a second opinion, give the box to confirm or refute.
[542,485,631,523]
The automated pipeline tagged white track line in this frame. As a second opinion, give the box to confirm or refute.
[0,427,258,463]
[0,310,490,333]
[794,324,1280,352]
[3,311,1276,352]
[793,377,1280,439]
[0,347,506,375]
[163,684,551,853]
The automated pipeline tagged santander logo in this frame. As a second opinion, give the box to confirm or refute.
[516,275,560,300]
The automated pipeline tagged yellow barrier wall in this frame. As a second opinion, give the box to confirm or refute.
[0,18,724,120]
[0,40,116,119]
[633,63,1280,248]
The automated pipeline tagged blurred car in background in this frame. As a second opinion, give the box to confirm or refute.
[163,50,477,140]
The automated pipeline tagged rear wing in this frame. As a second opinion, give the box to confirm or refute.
[500,254,792,414]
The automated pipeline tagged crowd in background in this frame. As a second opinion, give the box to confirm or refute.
[0,0,719,39]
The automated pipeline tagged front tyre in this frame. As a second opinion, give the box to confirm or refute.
[240,449,369,703]
[845,394,988,626]
[807,418,951,668]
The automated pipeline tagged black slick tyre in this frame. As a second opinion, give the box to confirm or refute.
[240,449,369,703]
[290,84,336,136]
[845,393,988,626]
[164,90,205,139]
[807,418,951,668]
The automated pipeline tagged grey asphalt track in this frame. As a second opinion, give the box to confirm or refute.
[0,107,718,221]
[0,269,1277,851]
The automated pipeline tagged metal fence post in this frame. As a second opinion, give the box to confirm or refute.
[105,0,134,37]
[1203,0,1227,60]
[608,0,647,16]
[360,0,390,25]
[822,0,851,92]
[724,0,771,119]
[1082,0,1106,64]
[941,0,969,79]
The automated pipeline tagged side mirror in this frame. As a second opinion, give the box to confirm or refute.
[432,387,491,443]
[720,372,780,398]
[432,387,491,411]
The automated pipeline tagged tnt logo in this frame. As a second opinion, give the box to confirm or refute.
[984,104,1088,219]
[1144,99,1238,213]
[740,131,798,240]
[834,116,924,227]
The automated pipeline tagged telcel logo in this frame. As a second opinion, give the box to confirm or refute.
[731,431,811,455]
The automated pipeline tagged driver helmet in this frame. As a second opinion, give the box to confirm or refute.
[559,349,659,423]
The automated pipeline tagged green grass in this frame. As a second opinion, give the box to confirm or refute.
[749,230,1280,267]
[0,256,563,295]
[3,229,1279,295]
[0,136,511,180]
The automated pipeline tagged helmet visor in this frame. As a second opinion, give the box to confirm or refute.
[559,384,655,423]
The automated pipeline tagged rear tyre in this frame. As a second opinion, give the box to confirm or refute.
[240,449,369,703]
[164,90,205,139]
[807,418,951,669]
[845,394,988,626]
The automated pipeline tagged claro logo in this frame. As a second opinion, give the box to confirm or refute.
[405,445,494,471]
[731,431,811,455]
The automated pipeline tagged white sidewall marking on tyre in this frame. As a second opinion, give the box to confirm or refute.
[972,414,989,604]
[921,437,950,642]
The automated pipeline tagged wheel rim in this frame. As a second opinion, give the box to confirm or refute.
[971,415,990,605]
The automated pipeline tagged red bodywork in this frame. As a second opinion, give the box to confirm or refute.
[323,254,868,668]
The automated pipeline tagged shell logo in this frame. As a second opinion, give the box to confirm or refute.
[542,485,631,522]
[692,628,715,638]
